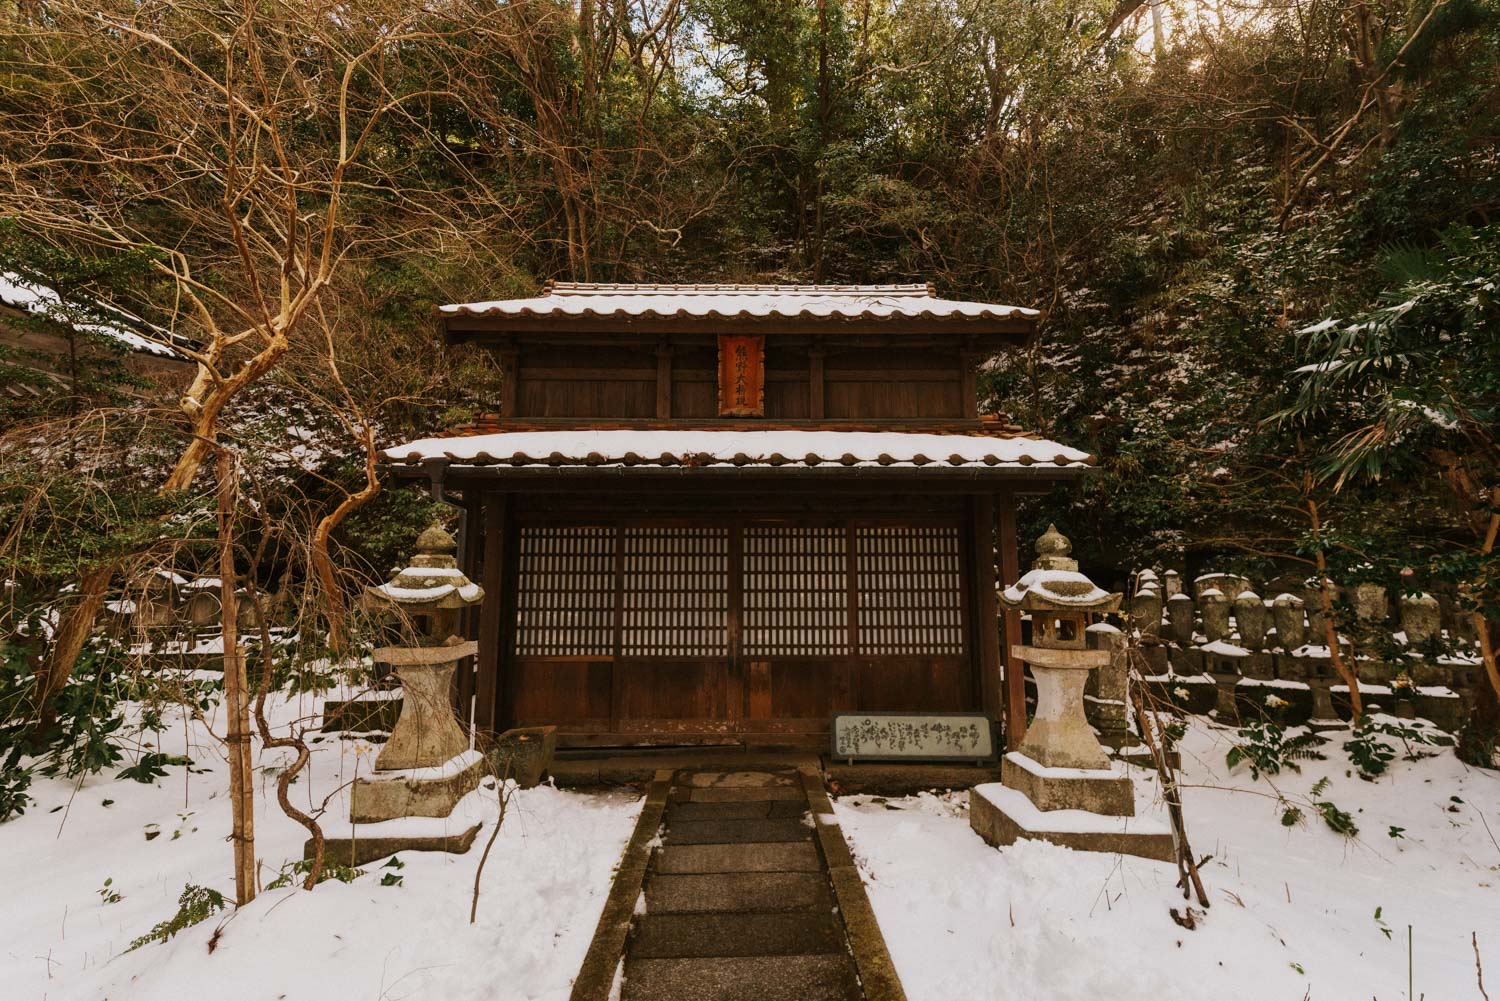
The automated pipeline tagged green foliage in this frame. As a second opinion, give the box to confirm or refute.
[0,767,33,823]
[98,877,122,904]
[1309,776,1359,838]
[1343,716,1448,780]
[117,753,194,785]
[264,857,365,890]
[1226,719,1326,779]
[126,884,227,952]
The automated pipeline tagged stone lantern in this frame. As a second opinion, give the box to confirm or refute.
[363,523,483,772]
[343,523,487,832]
[970,524,1172,862]
[999,524,1121,771]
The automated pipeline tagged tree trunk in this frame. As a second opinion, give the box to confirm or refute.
[1308,497,1362,719]
[29,565,112,741]
[218,447,256,906]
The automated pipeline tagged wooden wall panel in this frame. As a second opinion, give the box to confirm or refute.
[614,660,727,720]
[670,379,716,418]
[825,379,964,419]
[855,656,969,712]
[510,658,612,726]
[769,659,843,719]
[764,378,811,418]
[520,378,656,418]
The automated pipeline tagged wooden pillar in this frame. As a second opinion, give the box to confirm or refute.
[498,345,519,417]
[655,338,673,419]
[996,490,1026,749]
[808,348,825,419]
[960,350,981,419]
[973,496,1002,724]
[474,491,507,733]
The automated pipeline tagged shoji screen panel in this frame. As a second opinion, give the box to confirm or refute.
[742,526,850,656]
[621,527,731,656]
[514,525,616,656]
[855,526,964,655]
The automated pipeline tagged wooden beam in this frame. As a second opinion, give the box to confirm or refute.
[996,491,1026,749]
[973,495,1002,724]
[655,339,673,419]
[474,492,507,732]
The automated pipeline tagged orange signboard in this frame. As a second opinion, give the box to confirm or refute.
[717,334,764,417]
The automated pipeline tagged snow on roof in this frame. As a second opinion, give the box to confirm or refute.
[0,271,184,359]
[439,282,1039,324]
[381,429,1093,471]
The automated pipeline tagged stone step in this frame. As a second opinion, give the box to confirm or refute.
[673,786,806,803]
[655,842,823,875]
[631,912,846,959]
[666,801,774,821]
[666,799,809,822]
[646,872,834,914]
[622,954,860,1001]
[663,818,812,845]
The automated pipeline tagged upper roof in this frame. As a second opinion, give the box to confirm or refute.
[439,282,1040,337]
[382,428,1093,475]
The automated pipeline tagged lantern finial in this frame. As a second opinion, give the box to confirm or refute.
[1034,523,1077,571]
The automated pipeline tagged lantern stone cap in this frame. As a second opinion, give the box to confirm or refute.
[999,568,1121,612]
[999,524,1120,612]
[366,523,483,609]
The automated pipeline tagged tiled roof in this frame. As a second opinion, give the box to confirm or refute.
[439,282,1038,323]
[381,429,1094,471]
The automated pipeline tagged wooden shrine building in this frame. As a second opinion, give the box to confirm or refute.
[383,283,1094,751]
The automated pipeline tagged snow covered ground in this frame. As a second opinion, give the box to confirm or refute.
[0,691,640,1001]
[835,719,1500,1001]
[5,691,1498,1001]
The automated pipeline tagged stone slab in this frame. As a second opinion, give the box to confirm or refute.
[655,842,823,875]
[663,819,813,845]
[1001,753,1134,817]
[667,801,773,821]
[630,912,845,959]
[623,954,859,1001]
[645,872,833,914]
[824,761,1001,795]
[310,823,480,868]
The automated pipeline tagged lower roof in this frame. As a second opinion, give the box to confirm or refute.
[381,428,1094,472]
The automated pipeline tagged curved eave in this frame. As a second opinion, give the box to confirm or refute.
[384,458,1095,490]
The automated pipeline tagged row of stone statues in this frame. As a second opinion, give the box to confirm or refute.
[1128,569,1465,653]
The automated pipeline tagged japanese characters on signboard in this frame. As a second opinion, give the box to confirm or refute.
[717,334,764,417]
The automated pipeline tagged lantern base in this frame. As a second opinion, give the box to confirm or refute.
[969,783,1174,863]
[350,749,486,824]
[1000,751,1135,817]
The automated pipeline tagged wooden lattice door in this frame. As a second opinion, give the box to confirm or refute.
[613,526,732,730]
